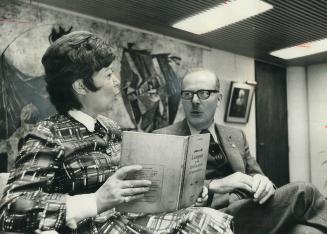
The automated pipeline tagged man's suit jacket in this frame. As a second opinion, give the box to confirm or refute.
[154,119,264,208]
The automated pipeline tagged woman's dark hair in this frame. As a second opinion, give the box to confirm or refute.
[48,25,73,44]
[42,31,115,114]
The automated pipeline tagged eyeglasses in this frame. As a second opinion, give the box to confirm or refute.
[181,90,219,100]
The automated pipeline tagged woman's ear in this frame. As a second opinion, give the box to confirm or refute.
[72,79,88,95]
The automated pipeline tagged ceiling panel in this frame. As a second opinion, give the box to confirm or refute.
[37,0,327,66]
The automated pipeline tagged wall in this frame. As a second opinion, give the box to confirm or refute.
[0,0,257,158]
[307,63,327,196]
[286,67,310,182]
[203,50,256,157]
[286,65,327,195]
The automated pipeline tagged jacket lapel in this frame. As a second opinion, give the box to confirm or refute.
[216,124,245,173]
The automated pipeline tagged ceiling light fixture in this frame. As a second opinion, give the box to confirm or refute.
[270,39,327,59]
[172,0,273,35]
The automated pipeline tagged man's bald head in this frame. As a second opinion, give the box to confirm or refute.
[181,68,222,130]
[182,68,220,92]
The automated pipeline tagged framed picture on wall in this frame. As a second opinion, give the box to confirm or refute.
[224,81,255,124]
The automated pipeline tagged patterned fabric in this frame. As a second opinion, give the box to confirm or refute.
[145,207,232,234]
[0,114,233,233]
[88,207,232,234]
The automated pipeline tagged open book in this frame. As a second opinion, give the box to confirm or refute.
[117,131,210,213]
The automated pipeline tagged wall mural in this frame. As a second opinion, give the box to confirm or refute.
[0,25,183,139]
[121,44,181,132]
[0,25,57,170]
[0,26,182,169]
[0,0,203,172]
[0,25,56,140]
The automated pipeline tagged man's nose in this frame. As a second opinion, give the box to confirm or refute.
[191,93,200,104]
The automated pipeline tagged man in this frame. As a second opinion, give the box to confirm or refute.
[155,68,327,234]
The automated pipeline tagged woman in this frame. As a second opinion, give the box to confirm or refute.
[0,31,232,233]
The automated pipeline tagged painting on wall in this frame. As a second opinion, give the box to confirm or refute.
[224,81,255,124]
[0,24,57,140]
[0,25,181,170]
[0,24,186,137]
[0,24,59,170]
[120,44,181,132]
[0,0,203,172]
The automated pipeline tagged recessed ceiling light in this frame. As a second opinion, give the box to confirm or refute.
[270,39,327,59]
[172,0,273,35]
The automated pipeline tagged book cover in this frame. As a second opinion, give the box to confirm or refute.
[117,131,210,213]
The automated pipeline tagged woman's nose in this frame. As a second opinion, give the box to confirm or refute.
[112,75,121,94]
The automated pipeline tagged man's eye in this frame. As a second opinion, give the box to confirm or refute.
[199,91,208,95]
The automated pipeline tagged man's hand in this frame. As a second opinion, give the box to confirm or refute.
[95,165,151,214]
[194,186,208,207]
[251,174,275,204]
[209,172,253,194]
[228,192,243,204]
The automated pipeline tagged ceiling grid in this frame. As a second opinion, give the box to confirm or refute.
[36,0,327,66]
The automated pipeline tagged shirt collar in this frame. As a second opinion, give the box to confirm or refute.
[68,109,97,132]
[187,119,218,143]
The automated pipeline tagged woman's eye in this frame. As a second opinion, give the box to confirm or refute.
[107,72,113,79]
[106,68,114,78]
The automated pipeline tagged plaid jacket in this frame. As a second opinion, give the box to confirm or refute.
[0,114,232,233]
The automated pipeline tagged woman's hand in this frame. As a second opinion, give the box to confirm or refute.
[95,165,151,214]
[194,186,208,207]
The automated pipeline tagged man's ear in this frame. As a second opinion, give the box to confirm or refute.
[217,93,223,106]
[72,79,88,95]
